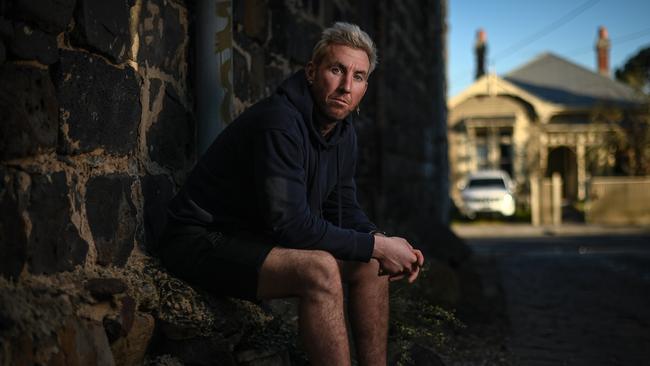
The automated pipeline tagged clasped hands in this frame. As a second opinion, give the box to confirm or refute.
[372,234,425,283]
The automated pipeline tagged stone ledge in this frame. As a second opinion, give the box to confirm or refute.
[0,256,298,366]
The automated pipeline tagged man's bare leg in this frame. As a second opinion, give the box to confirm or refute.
[340,259,389,366]
[257,248,350,366]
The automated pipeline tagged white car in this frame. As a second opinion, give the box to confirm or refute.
[459,170,516,218]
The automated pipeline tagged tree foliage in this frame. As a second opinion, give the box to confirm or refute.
[615,47,650,95]
[611,47,650,175]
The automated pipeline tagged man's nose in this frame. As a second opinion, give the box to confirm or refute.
[339,73,352,92]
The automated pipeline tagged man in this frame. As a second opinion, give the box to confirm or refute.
[160,22,424,365]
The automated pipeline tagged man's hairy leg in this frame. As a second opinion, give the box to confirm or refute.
[340,259,389,366]
[257,248,350,366]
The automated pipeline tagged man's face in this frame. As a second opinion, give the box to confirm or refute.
[306,44,370,122]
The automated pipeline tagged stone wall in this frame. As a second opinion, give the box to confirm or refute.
[0,0,195,364]
[0,0,192,279]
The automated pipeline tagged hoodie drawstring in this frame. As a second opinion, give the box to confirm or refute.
[316,148,323,218]
[337,145,342,228]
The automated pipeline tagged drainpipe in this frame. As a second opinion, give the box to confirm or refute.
[195,0,233,155]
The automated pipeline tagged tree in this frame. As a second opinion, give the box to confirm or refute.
[615,47,650,95]
[612,47,650,176]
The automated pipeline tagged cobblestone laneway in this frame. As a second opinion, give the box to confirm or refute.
[467,234,650,366]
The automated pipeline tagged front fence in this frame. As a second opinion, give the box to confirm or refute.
[586,177,650,225]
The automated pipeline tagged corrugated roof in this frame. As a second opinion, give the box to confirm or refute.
[503,52,643,108]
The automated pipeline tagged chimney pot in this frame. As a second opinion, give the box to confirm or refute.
[475,28,487,80]
[596,26,610,77]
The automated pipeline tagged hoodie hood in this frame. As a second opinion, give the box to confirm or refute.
[277,70,350,149]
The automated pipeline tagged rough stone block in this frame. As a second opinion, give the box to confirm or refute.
[103,317,123,344]
[56,318,117,366]
[53,50,140,155]
[384,125,435,161]
[236,348,291,366]
[156,335,236,366]
[71,0,131,64]
[0,63,59,159]
[0,16,11,37]
[102,294,136,343]
[12,0,76,34]
[85,278,127,301]
[8,21,58,64]
[233,41,266,104]
[262,62,292,98]
[147,87,193,170]
[269,11,319,64]
[119,295,136,335]
[85,174,137,266]
[27,171,88,274]
[0,168,27,279]
[5,334,36,365]
[110,312,155,366]
[148,78,162,110]
[407,343,446,366]
[239,0,268,42]
[0,39,6,65]
[142,174,174,253]
[138,0,186,79]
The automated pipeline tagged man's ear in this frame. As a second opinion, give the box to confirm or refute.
[305,61,315,83]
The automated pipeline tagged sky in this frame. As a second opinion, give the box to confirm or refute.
[448,0,650,97]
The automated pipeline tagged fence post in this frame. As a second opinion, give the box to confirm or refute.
[530,175,540,226]
[552,173,562,226]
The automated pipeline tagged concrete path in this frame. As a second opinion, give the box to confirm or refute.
[457,224,650,366]
[452,222,650,238]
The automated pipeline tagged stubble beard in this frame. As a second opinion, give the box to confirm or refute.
[314,103,352,136]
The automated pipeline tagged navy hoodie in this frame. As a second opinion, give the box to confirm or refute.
[167,71,377,262]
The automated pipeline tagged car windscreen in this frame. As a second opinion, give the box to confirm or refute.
[467,178,506,189]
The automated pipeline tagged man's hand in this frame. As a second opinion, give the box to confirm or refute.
[406,248,424,283]
[372,235,425,283]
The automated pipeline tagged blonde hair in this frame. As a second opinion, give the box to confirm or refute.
[311,22,378,74]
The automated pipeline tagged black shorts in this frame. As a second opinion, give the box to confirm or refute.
[158,221,275,301]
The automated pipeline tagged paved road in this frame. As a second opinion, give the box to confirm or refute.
[458,226,650,366]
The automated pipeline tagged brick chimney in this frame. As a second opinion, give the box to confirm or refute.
[596,26,610,77]
[475,28,487,79]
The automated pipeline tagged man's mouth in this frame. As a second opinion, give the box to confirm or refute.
[330,97,349,106]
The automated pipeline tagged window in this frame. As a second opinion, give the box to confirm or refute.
[476,143,489,169]
[468,178,506,189]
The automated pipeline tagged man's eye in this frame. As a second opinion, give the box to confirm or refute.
[354,74,365,82]
[331,67,341,74]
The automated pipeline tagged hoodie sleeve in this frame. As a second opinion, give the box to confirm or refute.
[322,140,378,234]
[253,127,374,262]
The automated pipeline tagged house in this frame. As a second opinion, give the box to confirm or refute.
[448,40,644,211]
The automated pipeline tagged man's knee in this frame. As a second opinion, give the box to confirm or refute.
[341,259,384,285]
[299,250,342,297]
